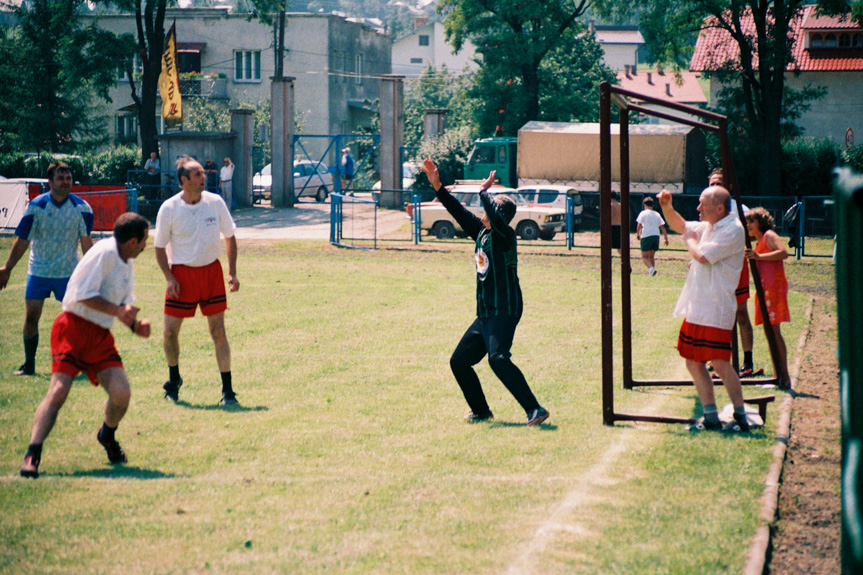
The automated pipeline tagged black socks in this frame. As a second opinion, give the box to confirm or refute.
[23,334,38,368]
[98,422,117,444]
[168,364,181,384]
[220,371,233,396]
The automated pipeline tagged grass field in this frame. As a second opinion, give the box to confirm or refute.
[0,237,817,573]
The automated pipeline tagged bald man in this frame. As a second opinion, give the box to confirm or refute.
[657,186,750,432]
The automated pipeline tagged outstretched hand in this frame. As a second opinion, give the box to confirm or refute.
[421,159,441,190]
[657,189,673,210]
[480,170,497,190]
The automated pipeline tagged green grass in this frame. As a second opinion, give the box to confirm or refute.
[0,238,823,573]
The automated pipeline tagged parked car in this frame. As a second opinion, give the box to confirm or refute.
[515,185,583,231]
[372,163,419,191]
[415,184,566,240]
[253,160,334,202]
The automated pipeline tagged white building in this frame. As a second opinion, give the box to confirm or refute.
[391,18,478,77]
[84,9,391,145]
[593,25,644,71]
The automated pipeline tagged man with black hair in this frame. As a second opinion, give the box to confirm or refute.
[0,162,93,376]
[20,213,152,478]
[155,155,240,406]
[419,159,550,426]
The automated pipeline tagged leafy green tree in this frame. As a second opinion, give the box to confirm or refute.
[593,0,826,195]
[0,0,133,153]
[438,0,594,135]
[403,64,476,148]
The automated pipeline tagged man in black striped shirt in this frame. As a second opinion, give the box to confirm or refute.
[420,159,550,426]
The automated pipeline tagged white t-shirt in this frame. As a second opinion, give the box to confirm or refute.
[220,164,234,183]
[154,192,236,267]
[62,237,134,329]
[636,209,665,238]
[673,213,745,330]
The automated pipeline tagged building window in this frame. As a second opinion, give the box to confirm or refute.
[418,35,429,46]
[825,33,837,47]
[410,57,423,64]
[117,55,143,82]
[811,33,823,47]
[116,114,137,144]
[840,33,851,47]
[234,51,261,82]
[854,34,863,47]
[355,54,363,84]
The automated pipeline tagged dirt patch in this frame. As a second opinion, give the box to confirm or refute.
[769,297,841,574]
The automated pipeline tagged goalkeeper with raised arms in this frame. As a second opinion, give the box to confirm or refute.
[420,159,550,426]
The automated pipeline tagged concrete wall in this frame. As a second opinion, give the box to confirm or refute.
[599,44,639,71]
[392,21,477,77]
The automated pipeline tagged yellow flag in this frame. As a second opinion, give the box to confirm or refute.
[159,22,183,128]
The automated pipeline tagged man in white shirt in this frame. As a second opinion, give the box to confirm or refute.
[657,186,750,432]
[155,156,240,405]
[635,197,669,276]
[218,157,234,210]
[20,213,152,478]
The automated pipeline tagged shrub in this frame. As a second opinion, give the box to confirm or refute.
[781,138,840,197]
[413,126,476,191]
[842,144,863,175]
[87,146,140,184]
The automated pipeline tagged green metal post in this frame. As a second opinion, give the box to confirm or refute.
[836,167,863,574]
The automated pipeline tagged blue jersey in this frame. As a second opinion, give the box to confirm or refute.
[15,192,94,278]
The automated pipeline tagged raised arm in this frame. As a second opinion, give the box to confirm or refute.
[420,159,483,240]
[657,190,686,235]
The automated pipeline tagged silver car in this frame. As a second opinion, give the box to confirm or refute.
[253,160,334,202]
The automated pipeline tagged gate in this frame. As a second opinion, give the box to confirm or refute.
[292,134,380,201]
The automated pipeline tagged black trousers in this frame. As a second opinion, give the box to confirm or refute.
[450,314,539,415]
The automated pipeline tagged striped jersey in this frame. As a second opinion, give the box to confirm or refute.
[15,192,94,278]
[435,187,523,318]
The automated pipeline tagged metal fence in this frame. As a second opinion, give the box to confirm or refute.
[330,192,377,250]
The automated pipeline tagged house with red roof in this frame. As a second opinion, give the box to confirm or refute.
[615,66,708,124]
[690,5,863,145]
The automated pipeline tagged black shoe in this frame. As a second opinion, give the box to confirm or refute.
[464,410,493,423]
[722,412,751,433]
[739,366,765,378]
[687,417,722,431]
[219,392,239,406]
[14,363,35,376]
[20,454,40,478]
[97,431,127,464]
[163,378,182,402]
[527,407,550,426]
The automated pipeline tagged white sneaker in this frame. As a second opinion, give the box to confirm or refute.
[649,267,657,277]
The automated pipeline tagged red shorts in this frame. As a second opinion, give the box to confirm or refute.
[51,312,123,385]
[677,320,733,362]
[735,262,750,305]
[165,260,228,318]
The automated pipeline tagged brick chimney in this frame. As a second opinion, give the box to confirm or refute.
[414,17,427,29]
[624,64,631,79]
[647,72,653,85]
[665,83,672,97]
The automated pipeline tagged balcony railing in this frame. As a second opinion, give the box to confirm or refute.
[179,77,228,99]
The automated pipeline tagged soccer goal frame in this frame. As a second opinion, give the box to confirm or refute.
[598,81,785,427]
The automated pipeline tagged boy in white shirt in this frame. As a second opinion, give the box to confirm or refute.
[635,197,669,276]
[20,213,152,478]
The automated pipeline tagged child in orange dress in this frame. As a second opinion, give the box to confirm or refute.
[745,207,791,387]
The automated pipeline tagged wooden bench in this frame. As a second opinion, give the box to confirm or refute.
[744,395,776,423]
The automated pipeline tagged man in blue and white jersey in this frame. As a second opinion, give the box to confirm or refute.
[0,162,94,376]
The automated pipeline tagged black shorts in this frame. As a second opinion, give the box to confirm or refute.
[640,235,660,252]
[611,225,621,250]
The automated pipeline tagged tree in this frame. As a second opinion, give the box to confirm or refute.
[593,0,825,195]
[111,0,168,165]
[0,0,132,153]
[438,0,592,135]
[403,64,476,148]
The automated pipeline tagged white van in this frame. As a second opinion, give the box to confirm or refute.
[515,185,583,230]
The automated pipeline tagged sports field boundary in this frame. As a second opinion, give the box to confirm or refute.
[744,296,815,574]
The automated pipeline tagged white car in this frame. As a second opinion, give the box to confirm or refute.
[416,185,566,241]
[253,160,334,202]
[516,185,583,230]
[372,163,419,191]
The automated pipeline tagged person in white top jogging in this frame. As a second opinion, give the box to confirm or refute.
[657,186,750,432]
[635,196,669,276]
[19,213,152,478]
[155,155,240,406]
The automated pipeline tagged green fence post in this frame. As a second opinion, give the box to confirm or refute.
[836,167,863,574]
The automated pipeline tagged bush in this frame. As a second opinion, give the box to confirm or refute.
[842,144,863,174]
[781,138,840,197]
[87,146,140,184]
[0,146,141,184]
[413,126,476,191]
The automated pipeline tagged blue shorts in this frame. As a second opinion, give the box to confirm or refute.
[25,275,69,301]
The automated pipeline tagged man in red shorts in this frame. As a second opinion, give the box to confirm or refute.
[20,213,152,478]
[657,186,750,432]
[154,155,240,405]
